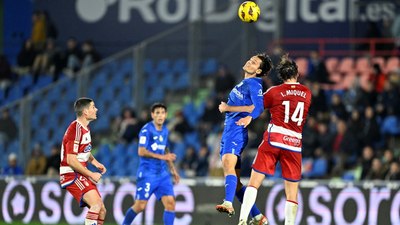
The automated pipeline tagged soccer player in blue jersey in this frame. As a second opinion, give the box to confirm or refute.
[216,53,273,225]
[122,103,179,225]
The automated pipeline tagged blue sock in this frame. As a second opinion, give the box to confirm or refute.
[163,210,175,225]
[225,175,237,202]
[236,186,261,218]
[122,208,137,225]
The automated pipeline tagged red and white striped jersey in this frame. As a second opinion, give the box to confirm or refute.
[264,83,312,152]
[60,120,92,187]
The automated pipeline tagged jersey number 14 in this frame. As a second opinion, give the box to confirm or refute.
[282,101,304,126]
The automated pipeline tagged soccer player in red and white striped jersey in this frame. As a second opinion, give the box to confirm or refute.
[60,97,107,225]
[238,54,312,225]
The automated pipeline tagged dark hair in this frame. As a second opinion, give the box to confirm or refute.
[74,97,93,116]
[276,54,298,81]
[255,53,273,77]
[151,102,167,113]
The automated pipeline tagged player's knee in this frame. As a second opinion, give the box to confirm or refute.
[90,200,103,212]
[133,202,146,212]
[165,199,175,211]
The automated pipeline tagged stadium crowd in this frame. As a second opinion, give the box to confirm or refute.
[0,11,400,182]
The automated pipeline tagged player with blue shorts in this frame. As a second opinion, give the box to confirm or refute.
[122,103,179,225]
[216,53,273,225]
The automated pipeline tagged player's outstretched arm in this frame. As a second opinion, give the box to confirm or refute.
[165,148,180,184]
[219,101,255,113]
[89,154,107,174]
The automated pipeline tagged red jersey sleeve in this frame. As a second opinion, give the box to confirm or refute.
[64,123,81,155]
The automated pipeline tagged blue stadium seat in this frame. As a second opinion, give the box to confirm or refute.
[172,59,188,73]
[201,58,218,75]
[155,59,170,73]
[144,59,155,73]
[6,85,24,102]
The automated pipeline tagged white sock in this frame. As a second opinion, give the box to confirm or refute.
[284,200,298,225]
[239,186,258,221]
[85,219,97,225]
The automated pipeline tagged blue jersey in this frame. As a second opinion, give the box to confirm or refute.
[225,77,264,125]
[220,77,264,160]
[137,121,169,178]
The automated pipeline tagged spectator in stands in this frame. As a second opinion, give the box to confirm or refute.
[43,11,58,40]
[346,109,364,149]
[198,98,223,141]
[308,81,328,118]
[16,39,37,75]
[330,93,348,121]
[306,51,332,84]
[0,55,13,93]
[316,122,333,154]
[32,39,63,82]
[356,82,377,110]
[214,64,236,98]
[179,146,197,177]
[382,149,395,175]
[385,161,400,180]
[1,153,23,175]
[365,158,385,180]
[25,143,47,175]
[81,40,101,71]
[369,63,386,93]
[361,106,381,148]
[118,107,140,143]
[167,110,193,141]
[301,116,319,158]
[63,37,82,76]
[359,145,374,180]
[0,109,18,146]
[207,131,224,177]
[45,144,61,177]
[196,145,210,177]
[378,81,400,116]
[31,11,47,51]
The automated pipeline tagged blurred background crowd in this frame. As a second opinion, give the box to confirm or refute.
[0,2,400,183]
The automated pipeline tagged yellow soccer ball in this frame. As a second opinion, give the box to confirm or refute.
[238,1,260,23]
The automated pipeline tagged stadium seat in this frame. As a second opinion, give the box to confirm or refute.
[355,57,371,74]
[385,56,399,73]
[295,57,308,77]
[155,59,170,73]
[201,58,218,75]
[338,57,355,74]
[325,57,339,73]
[172,58,188,73]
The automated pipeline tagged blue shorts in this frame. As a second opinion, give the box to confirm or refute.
[220,124,248,169]
[135,174,174,201]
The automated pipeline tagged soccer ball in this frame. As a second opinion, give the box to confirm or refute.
[238,1,260,23]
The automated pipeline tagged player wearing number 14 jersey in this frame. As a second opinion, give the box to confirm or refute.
[237,54,312,225]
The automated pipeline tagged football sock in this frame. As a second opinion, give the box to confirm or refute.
[163,210,175,225]
[236,186,261,218]
[97,218,104,225]
[85,211,99,225]
[284,200,298,225]
[122,207,138,225]
[225,175,237,202]
[239,186,258,221]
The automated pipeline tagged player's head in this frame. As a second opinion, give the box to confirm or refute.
[242,53,273,77]
[151,102,167,127]
[277,54,298,82]
[74,97,97,121]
